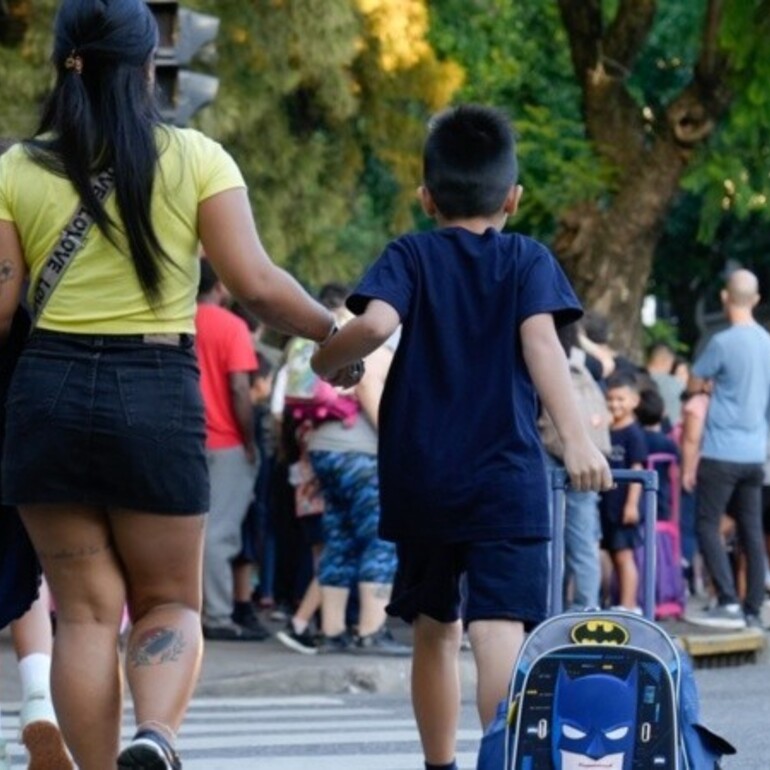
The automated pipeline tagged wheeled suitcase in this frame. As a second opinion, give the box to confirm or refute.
[642,452,687,619]
[476,468,735,770]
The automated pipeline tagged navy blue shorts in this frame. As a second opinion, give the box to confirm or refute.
[600,521,641,553]
[386,538,549,630]
[2,330,209,515]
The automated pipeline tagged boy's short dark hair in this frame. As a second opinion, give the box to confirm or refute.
[605,370,639,392]
[635,387,665,426]
[582,310,610,344]
[423,104,517,219]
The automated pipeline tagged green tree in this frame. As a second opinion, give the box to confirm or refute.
[430,1,770,353]
[192,0,461,286]
[0,0,461,289]
[0,0,56,137]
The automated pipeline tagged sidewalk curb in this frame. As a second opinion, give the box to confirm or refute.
[195,654,478,698]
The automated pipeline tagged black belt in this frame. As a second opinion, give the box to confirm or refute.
[33,329,193,347]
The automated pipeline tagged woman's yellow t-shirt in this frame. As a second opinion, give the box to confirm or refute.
[0,126,245,334]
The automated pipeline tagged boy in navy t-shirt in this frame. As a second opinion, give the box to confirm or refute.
[600,371,648,613]
[312,105,611,770]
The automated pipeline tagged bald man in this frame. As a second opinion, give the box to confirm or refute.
[684,269,770,631]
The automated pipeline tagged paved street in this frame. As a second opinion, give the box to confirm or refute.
[1,610,769,768]
[2,665,768,770]
[0,695,480,769]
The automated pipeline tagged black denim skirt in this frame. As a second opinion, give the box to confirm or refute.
[2,330,209,514]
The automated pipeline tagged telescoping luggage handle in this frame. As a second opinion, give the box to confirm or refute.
[550,467,659,619]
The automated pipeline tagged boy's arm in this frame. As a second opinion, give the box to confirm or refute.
[355,344,393,429]
[521,313,612,492]
[312,299,400,380]
[623,463,645,525]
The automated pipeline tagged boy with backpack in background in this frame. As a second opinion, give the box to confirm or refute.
[600,371,648,613]
[312,104,611,770]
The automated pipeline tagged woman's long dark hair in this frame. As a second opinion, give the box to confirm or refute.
[25,0,169,301]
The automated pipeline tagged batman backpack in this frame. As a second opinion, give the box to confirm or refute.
[476,469,735,770]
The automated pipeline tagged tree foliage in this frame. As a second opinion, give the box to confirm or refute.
[190,0,462,286]
[1,0,770,341]
[0,0,461,288]
[430,0,770,352]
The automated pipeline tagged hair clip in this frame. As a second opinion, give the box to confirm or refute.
[64,50,83,75]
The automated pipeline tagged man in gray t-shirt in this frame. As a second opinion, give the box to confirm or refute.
[684,269,770,630]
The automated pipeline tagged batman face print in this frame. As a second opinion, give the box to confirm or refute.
[551,664,638,770]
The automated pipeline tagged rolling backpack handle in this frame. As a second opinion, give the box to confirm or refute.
[550,467,659,619]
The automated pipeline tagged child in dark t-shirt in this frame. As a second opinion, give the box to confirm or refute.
[600,371,648,613]
[311,105,612,770]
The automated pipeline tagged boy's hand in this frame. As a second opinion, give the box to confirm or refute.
[320,360,365,389]
[622,504,640,526]
[562,438,613,492]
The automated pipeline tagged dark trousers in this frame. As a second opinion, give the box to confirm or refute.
[695,458,765,615]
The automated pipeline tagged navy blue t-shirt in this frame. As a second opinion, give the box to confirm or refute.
[599,422,648,524]
[348,227,581,543]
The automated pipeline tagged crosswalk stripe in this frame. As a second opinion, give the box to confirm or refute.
[182,753,480,770]
[2,695,483,769]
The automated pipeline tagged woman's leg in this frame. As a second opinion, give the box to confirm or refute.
[20,504,126,770]
[109,508,205,743]
[311,453,356,639]
[347,453,396,636]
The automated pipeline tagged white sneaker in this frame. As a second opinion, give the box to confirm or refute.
[611,605,643,616]
[684,602,747,631]
[19,692,74,770]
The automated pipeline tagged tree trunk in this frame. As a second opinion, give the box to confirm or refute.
[553,139,688,355]
[554,0,729,356]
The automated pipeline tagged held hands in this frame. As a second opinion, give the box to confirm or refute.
[562,437,613,493]
[320,360,366,389]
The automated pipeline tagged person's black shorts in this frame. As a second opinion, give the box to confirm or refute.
[600,521,640,553]
[386,537,549,631]
[763,486,770,536]
[2,330,209,514]
[299,512,324,547]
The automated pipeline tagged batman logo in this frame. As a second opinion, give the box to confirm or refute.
[570,619,630,646]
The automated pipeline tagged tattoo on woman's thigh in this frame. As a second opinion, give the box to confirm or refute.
[129,626,186,667]
[40,543,109,560]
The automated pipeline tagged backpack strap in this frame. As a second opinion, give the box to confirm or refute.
[32,168,116,325]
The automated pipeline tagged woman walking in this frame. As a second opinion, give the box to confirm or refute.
[0,2,361,768]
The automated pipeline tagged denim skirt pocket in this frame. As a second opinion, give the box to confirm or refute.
[115,358,186,443]
[6,355,76,429]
